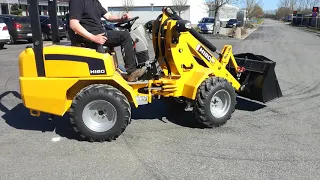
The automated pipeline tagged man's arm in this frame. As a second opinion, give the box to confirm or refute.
[69,19,107,44]
[69,0,107,44]
[69,19,94,39]
[103,12,128,22]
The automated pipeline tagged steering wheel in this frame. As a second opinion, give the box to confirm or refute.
[114,16,139,30]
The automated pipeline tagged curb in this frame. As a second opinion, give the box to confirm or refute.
[301,28,320,35]
[284,23,320,35]
[241,20,264,40]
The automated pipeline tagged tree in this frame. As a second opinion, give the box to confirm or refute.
[275,0,318,17]
[245,0,263,19]
[172,0,189,16]
[277,0,298,10]
[122,0,135,13]
[205,0,241,34]
[275,7,291,19]
[10,3,22,15]
[252,4,264,18]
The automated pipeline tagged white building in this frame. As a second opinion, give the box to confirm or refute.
[208,3,240,22]
[99,0,208,25]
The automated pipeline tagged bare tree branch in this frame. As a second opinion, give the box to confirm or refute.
[172,0,189,16]
[277,0,298,10]
[205,0,242,34]
[245,0,263,19]
[122,0,135,13]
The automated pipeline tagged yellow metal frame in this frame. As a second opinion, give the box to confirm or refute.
[18,9,243,117]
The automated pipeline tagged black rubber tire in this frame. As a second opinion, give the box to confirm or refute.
[69,84,131,142]
[9,35,16,44]
[193,77,237,128]
[42,33,48,41]
[0,44,4,49]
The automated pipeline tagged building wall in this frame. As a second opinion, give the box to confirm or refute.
[100,0,207,25]
[208,4,240,22]
[108,6,190,25]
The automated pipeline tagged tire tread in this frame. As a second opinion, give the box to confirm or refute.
[193,77,237,128]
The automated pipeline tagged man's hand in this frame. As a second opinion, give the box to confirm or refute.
[121,13,130,21]
[91,33,108,45]
[70,19,108,45]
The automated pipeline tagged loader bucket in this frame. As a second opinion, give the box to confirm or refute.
[231,53,282,103]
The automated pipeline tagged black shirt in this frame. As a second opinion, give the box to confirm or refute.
[69,0,108,34]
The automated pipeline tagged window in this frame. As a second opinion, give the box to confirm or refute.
[14,17,31,23]
[200,18,215,23]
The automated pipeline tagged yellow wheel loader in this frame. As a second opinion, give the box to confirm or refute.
[19,0,282,142]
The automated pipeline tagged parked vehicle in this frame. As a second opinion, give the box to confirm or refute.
[0,14,33,43]
[197,17,221,34]
[40,15,66,40]
[0,18,10,48]
[226,19,240,28]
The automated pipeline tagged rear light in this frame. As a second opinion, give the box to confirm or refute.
[15,23,22,29]
[47,24,51,28]
[2,26,8,30]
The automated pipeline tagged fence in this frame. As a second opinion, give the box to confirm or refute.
[290,16,320,29]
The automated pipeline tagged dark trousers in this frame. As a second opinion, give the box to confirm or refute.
[73,30,137,74]
[103,30,137,74]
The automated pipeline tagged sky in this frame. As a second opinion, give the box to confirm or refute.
[204,0,279,11]
[261,0,278,11]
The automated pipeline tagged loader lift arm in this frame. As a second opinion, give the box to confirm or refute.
[153,7,282,103]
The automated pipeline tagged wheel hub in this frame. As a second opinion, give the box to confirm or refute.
[210,89,231,118]
[82,100,117,132]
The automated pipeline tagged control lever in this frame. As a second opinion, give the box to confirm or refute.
[97,45,105,53]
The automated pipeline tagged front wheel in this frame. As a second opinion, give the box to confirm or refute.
[193,77,237,127]
[69,84,131,142]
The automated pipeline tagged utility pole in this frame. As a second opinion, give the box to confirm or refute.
[150,2,154,12]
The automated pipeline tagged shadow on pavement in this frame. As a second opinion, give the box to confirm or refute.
[235,96,266,111]
[131,97,266,128]
[0,91,266,137]
[0,91,82,141]
[7,41,31,45]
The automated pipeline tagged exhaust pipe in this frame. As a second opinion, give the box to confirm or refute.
[230,53,282,103]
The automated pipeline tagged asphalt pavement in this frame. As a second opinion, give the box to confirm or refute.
[0,19,320,179]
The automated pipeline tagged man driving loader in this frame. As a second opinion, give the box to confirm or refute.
[68,0,147,82]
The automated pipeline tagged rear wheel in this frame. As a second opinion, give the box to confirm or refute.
[0,44,4,49]
[9,35,16,44]
[70,84,131,142]
[193,77,237,127]
[42,33,48,40]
